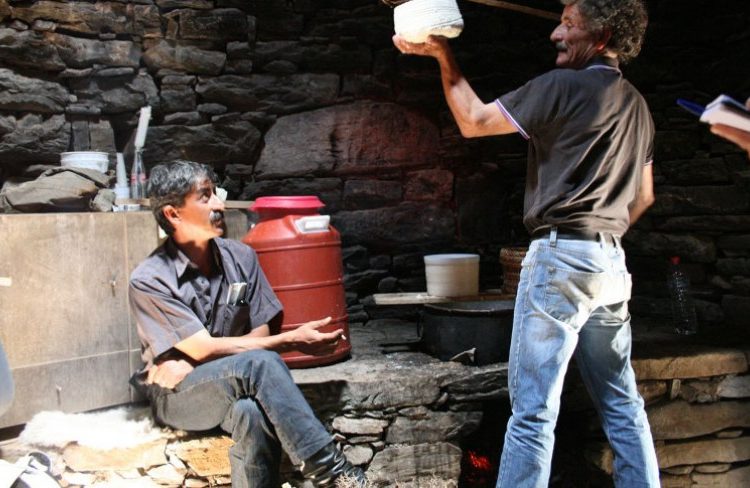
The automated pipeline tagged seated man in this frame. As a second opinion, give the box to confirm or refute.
[129,160,365,488]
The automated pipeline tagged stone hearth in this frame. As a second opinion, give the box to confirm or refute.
[0,321,505,487]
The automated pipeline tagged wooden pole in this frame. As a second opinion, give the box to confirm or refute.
[464,0,559,21]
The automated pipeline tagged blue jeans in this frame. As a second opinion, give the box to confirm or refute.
[0,341,13,416]
[496,231,660,488]
[144,350,332,488]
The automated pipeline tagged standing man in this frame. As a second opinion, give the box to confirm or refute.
[394,0,659,486]
[129,160,365,488]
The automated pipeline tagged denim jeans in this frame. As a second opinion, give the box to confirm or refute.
[144,349,332,488]
[496,231,660,488]
[0,341,13,416]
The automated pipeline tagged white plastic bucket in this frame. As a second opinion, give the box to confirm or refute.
[424,253,479,297]
[393,0,464,43]
[60,151,109,173]
[113,186,131,200]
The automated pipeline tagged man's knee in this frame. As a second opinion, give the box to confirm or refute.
[230,397,264,430]
[224,398,279,454]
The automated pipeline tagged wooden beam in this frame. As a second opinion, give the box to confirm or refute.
[373,291,514,305]
[114,198,254,210]
[464,0,559,21]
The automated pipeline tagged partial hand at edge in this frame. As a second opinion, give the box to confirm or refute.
[290,316,344,356]
[146,359,194,389]
[710,97,750,159]
[711,124,750,159]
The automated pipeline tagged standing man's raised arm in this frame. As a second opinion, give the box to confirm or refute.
[392,35,517,138]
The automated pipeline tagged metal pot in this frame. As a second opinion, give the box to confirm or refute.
[420,300,514,365]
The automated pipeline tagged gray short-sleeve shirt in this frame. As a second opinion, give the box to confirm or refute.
[129,237,283,370]
[496,57,655,236]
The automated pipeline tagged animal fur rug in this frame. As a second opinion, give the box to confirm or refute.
[18,407,164,450]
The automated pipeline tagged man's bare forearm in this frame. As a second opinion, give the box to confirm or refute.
[173,317,339,363]
[437,49,484,136]
[174,329,297,362]
[391,35,515,138]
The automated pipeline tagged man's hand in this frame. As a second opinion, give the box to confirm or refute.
[710,97,750,160]
[711,124,750,159]
[147,359,194,389]
[290,316,344,356]
[392,34,449,60]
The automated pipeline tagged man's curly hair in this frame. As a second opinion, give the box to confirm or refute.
[562,0,648,64]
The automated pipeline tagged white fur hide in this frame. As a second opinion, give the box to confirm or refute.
[19,407,164,450]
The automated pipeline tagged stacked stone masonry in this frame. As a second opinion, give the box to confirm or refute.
[580,342,750,488]
[1,1,750,485]
[1,322,500,486]
[0,0,749,342]
[3,326,749,487]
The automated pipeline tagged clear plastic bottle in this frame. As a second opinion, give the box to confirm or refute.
[666,256,698,335]
[130,150,146,199]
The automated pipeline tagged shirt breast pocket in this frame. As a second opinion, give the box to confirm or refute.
[223,304,251,336]
[226,282,248,306]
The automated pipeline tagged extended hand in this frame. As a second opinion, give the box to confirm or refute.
[292,316,343,356]
[710,97,750,160]
[146,359,194,389]
[711,124,750,159]
[392,34,449,59]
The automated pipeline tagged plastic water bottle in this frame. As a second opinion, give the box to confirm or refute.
[666,256,698,335]
[130,150,146,199]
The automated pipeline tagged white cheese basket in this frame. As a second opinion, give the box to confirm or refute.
[392,0,464,43]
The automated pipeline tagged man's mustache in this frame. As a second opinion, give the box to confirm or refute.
[210,211,224,224]
[555,41,567,52]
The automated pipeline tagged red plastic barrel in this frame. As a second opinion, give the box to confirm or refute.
[242,196,351,368]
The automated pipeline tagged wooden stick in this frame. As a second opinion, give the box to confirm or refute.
[464,0,559,21]
[113,198,255,210]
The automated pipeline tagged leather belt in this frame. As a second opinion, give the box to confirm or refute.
[531,227,619,244]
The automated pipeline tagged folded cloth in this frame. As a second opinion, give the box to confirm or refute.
[0,452,60,488]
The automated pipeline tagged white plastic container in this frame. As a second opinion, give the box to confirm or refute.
[60,151,109,173]
[113,186,131,200]
[393,0,464,43]
[424,253,479,297]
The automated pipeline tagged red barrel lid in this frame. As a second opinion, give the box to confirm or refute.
[250,196,324,211]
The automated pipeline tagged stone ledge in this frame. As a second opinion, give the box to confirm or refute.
[632,342,749,380]
[5,321,749,487]
[291,321,510,414]
[0,321,505,487]
[647,400,750,440]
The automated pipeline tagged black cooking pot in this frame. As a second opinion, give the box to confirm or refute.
[420,300,514,365]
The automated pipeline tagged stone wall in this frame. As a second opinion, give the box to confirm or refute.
[1,0,750,339]
[576,343,750,487]
[4,327,747,487]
